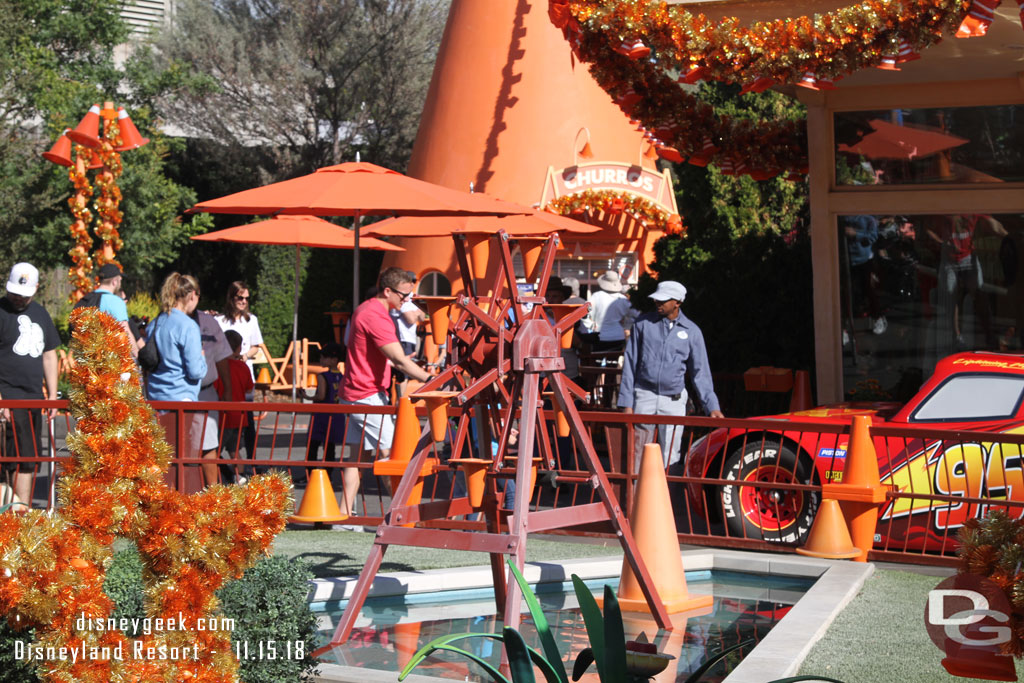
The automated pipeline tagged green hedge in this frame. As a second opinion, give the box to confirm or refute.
[1,550,319,682]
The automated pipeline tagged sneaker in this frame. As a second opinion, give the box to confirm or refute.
[842,329,850,346]
[871,316,888,335]
[332,524,364,532]
[235,476,248,485]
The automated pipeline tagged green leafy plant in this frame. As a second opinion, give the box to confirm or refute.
[126,291,160,323]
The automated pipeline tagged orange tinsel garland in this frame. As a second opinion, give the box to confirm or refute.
[0,309,292,682]
[66,150,95,299]
[92,116,124,270]
[546,189,686,235]
[549,0,971,177]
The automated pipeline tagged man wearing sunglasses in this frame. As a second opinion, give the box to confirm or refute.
[341,267,430,470]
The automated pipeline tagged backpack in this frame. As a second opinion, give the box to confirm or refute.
[72,290,106,312]
[137,316,162,373]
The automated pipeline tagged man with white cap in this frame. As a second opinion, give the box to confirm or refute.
[618,280,723,472]
[0,263,59,508]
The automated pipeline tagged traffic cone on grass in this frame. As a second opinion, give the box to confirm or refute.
[288,469,348,523]
[612,443,713,613]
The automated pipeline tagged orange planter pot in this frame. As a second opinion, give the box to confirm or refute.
[451,458,492,508]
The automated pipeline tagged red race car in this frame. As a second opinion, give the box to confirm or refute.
[683,351,1024,551]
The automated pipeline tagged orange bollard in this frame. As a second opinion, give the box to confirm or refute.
[795,499,860,559]
[412,391,457,442]
[419,296,456,346]
[789,369,813,412]
[821,415,887,562]
[289,469,348,524]
[451,458,491,508]
[614,443,712,613]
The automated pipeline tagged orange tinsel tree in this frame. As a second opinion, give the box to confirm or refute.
[0,308,292,682]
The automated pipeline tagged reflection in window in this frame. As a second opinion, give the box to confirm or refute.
[835,105,1024,185]
[912,375,1024,422]
[839,213,1024,402]
[417,271,451,297]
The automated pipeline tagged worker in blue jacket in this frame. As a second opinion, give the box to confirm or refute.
[618,280,723,472]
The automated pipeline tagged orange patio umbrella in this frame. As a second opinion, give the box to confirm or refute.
[189,162,534,310]
[838,119,968,161]
[359,211,602,237]
[192,215,403,398]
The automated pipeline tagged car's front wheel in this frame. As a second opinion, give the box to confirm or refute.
[720,441,818,544]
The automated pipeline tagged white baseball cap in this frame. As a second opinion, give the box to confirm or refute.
[6,263,39,297]
[649,280,686,302]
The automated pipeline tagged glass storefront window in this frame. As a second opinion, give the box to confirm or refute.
[834,105,1024,185]
[839,213,1024,401]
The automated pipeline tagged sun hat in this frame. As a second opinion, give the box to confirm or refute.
[6,263,39,297]
[97,263,122,280]
[596,270,623,293]
[649,280,687,302]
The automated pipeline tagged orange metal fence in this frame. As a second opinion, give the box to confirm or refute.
[4,397,1021,567]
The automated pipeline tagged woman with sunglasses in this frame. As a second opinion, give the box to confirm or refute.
[215,281,264,479]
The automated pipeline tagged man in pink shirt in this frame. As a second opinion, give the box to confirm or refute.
[342,268,431,464]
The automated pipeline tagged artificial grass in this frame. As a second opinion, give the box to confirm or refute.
[271,530,624,578]
[798,569,999,683]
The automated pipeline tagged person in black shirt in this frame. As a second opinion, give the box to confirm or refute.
[0,263,59,509]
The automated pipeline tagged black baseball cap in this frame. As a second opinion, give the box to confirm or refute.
[97,264,122,280]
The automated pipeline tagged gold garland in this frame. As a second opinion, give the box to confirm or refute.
[93,116,124,269]
[546,189,685,235]
[67,150,95,299]
[549,0,972,177]
[0,309,292,682]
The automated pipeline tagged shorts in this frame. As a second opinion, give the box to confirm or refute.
[4,408,43,474]
[190,411,220,452]
[343,392,395,451]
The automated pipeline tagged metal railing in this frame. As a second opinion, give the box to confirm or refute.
[5,397,1021,567]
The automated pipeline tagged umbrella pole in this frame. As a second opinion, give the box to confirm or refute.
[293,245,300,401]
[353,212,361,311]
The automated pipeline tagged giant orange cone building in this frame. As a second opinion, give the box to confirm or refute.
[384,0,663,284]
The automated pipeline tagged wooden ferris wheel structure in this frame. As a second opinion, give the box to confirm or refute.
[325,229,671,648]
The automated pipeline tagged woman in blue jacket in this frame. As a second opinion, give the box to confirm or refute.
[145,273,207,402]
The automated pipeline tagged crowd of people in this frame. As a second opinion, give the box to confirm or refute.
[0,260,726,513]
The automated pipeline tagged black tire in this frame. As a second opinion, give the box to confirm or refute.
[720,440,818,544]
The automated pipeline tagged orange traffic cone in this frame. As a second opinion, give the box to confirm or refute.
[420,296,455,346]
[823,415,887,562]
[614,443,713,613]
[451,458,491,508]
[518,238,545,281]
[114,107,150,151]
[463,233,491,281]
[393,621,423,670]
[288,469,348,523]
[795,499,860,559]
[67,104,103,149]
[413,391,456,442]
[372,397,434,512]
[256,367,271,384]
[42,130,73,167]
[789,370,813,412]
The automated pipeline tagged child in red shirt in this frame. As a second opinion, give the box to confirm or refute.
[216,330,255,483]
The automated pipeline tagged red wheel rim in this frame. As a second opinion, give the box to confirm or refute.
[739,465,802,531]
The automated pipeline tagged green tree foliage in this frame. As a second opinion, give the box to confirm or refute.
[147,0,449,180]
[0,0,212,307]
[643,84,813,373]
